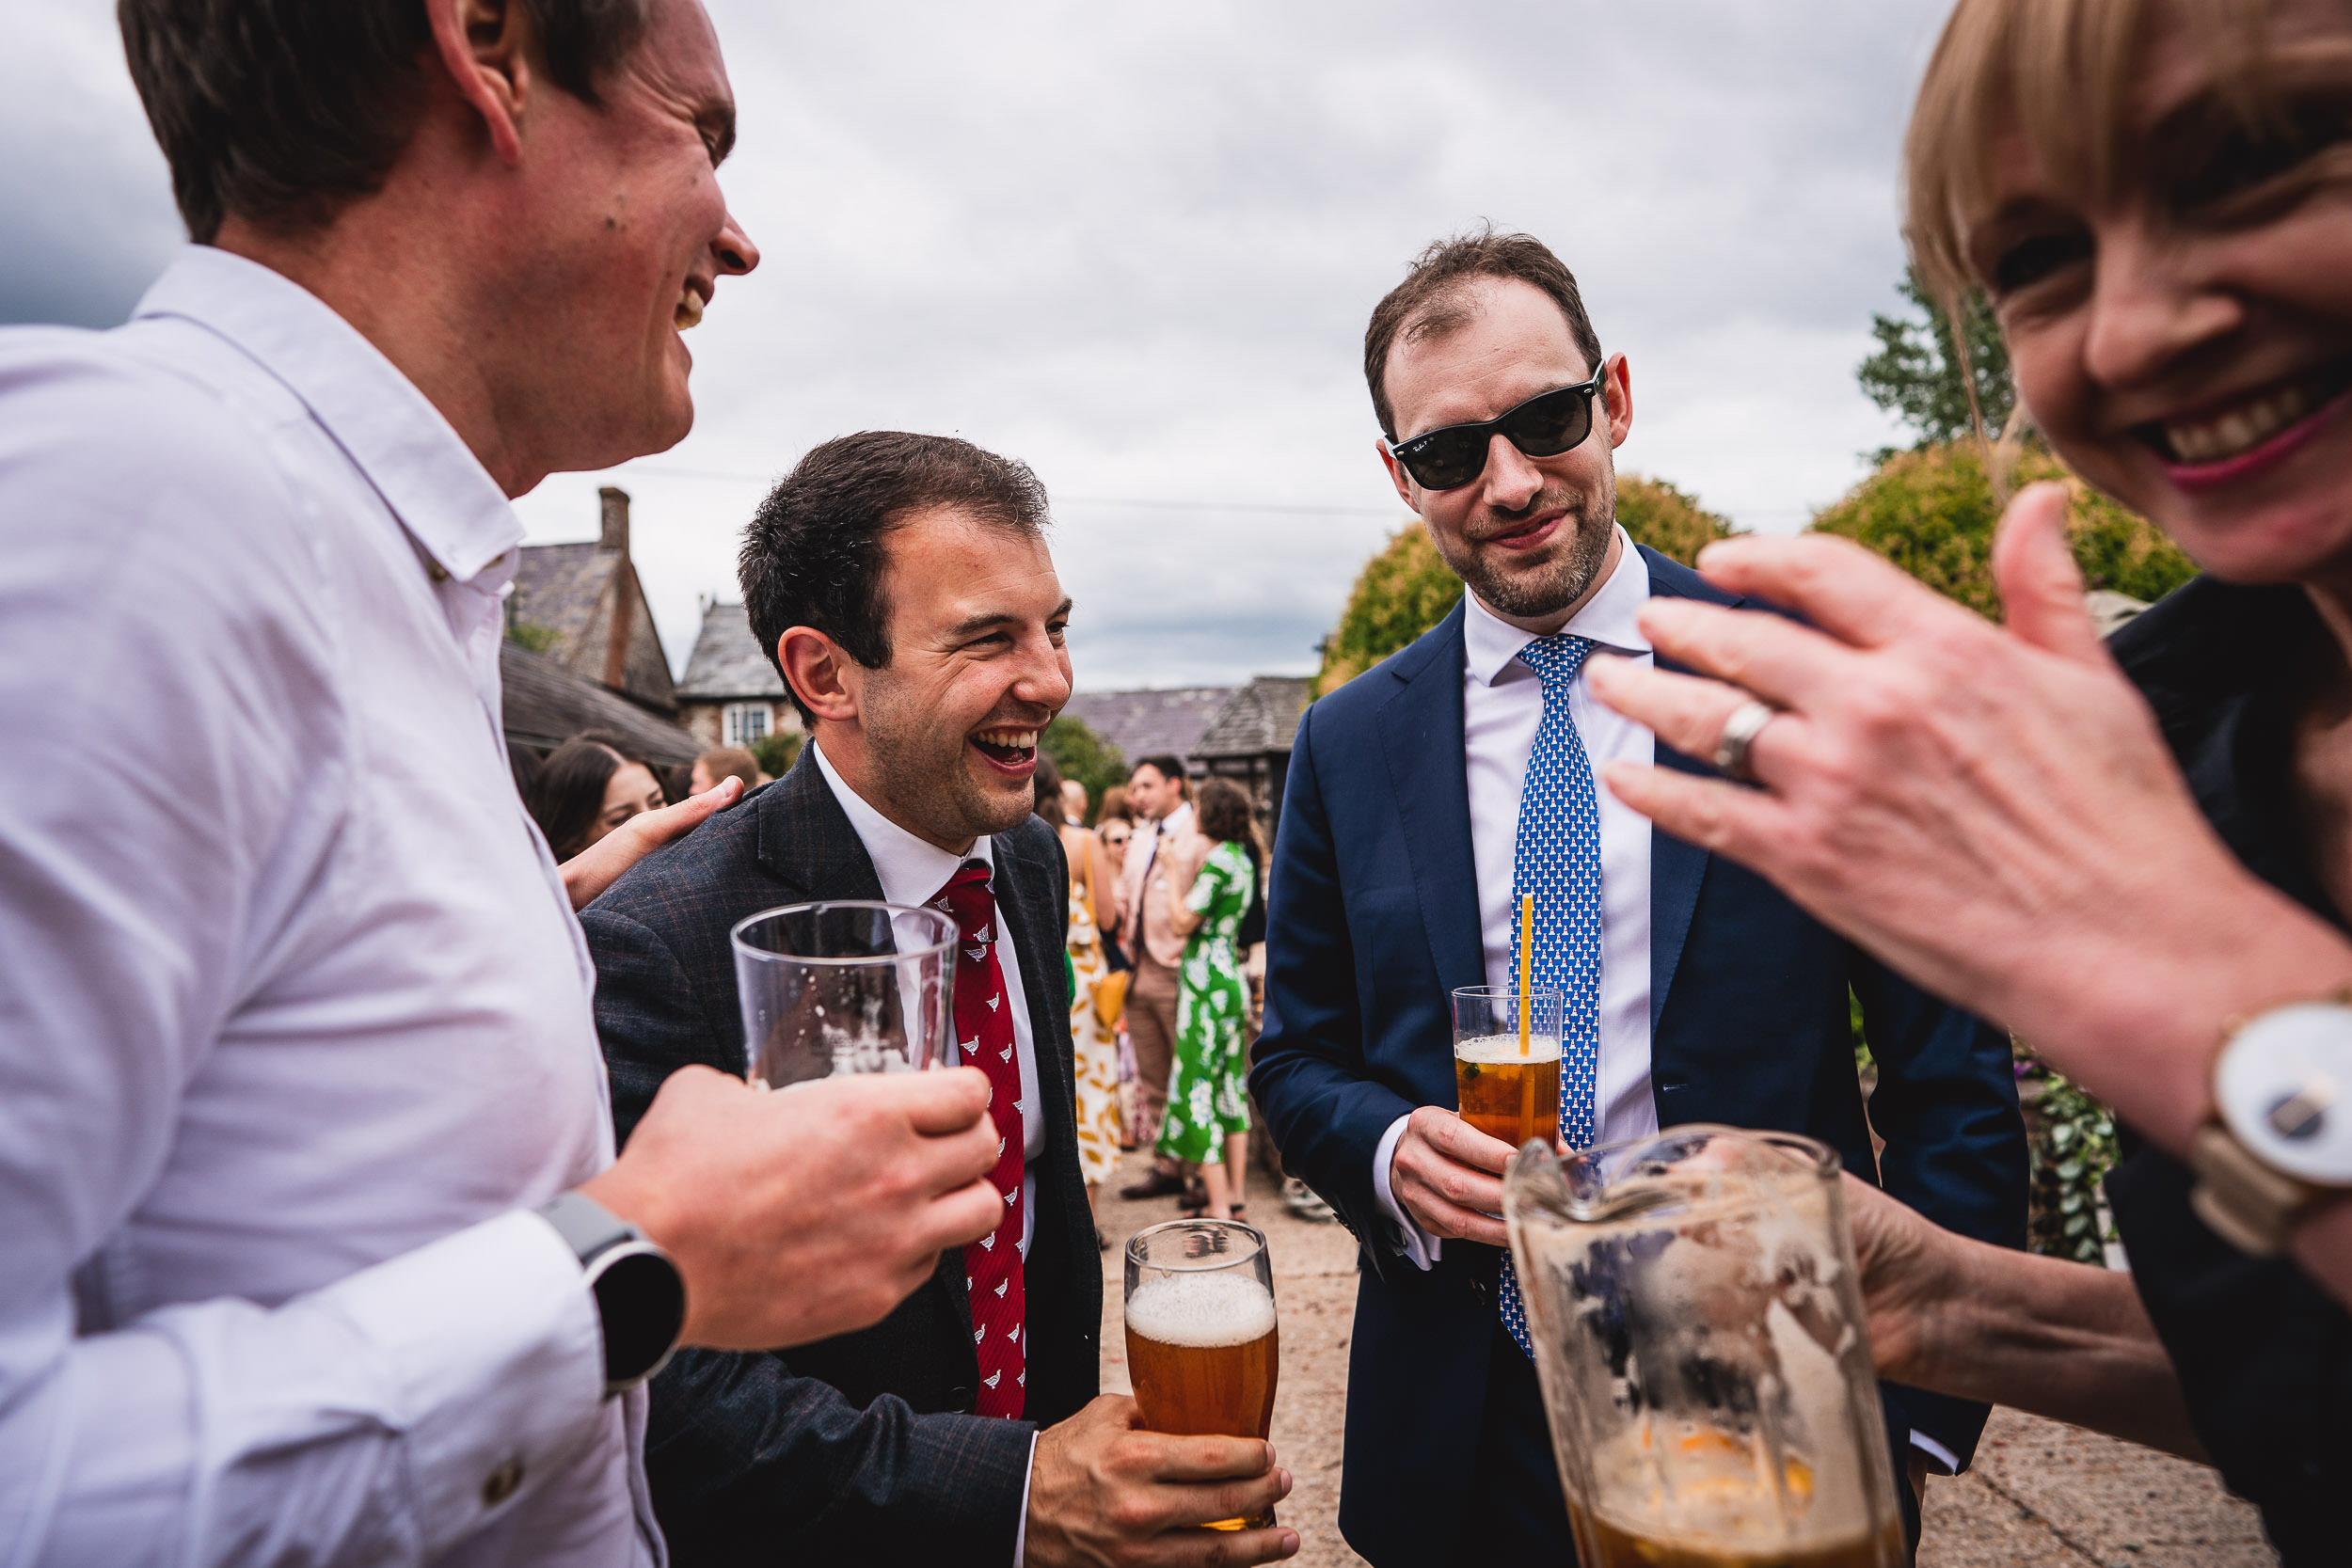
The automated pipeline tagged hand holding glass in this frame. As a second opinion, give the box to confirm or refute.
[1453,985,1565,1148]
[1124,1218,1280,1531]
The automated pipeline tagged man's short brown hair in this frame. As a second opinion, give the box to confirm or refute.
[695,747,761,790]
[739,432,1051,727]
[119,0,650,243]
[1363,227,1605,441]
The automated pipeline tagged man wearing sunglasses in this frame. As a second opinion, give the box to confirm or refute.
[1248,229,2029,1564]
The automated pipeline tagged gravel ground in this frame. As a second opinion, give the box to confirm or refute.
[1094,1148,2278,1568]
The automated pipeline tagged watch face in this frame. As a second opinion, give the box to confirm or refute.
[593,1245,688,1389]
[2217,1002,2352,1185]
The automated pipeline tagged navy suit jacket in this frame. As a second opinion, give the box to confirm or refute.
[581,750,1099,1566]
[1248,548,2027,1565]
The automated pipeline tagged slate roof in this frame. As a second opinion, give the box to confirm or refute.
[1192,675,1314,759]
[510,542,615,654]
[501,641,700,766]
[1058,687,1235,767]
[677,601,788,701]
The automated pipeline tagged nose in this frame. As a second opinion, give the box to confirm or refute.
[1481,432,1543,511]
[1017,629,1073,715]
[2081,217,2237,392]
[714,208,759,277]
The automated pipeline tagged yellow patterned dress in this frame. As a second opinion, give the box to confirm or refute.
[1068,889,1124,1186]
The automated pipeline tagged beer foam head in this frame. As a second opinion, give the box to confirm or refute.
[1126,1270,1277,1348]
[1455,1033,1563,1065]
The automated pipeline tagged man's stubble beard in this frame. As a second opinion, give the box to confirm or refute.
[1438,484,1617,621]
[861,678,1036,848]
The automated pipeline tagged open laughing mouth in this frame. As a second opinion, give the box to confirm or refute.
[2136,359,2352,486]
[970,726,1039,773]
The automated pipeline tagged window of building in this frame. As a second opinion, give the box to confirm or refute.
[724,703,771,747]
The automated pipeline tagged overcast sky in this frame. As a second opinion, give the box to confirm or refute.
[5,0,1952,690]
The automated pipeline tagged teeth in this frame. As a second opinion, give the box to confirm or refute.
[2165,381,2312,464]
[673,287,705,331]
[977,730,1037,750]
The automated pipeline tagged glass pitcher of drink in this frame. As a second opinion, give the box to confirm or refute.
[1502,1125,1905,1568]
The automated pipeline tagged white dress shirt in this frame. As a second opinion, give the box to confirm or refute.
[1374,529,1659,1268]
[809,739,1046,1557]
[0,246,653,1565]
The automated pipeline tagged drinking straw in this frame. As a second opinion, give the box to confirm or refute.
[1517,894,1532,1055]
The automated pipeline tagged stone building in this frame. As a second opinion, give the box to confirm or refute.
[1057,687,1235,775]
[501,641,698,768]
[675,599,801,751]
[1190,675,1313,832]
[507,487,676,715]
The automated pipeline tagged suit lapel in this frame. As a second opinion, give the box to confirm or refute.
[1377,602,1487,1002]
[755,749,890,904]
[1636,546,1741,1032]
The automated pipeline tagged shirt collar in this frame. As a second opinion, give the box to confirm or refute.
[1462,525,1652,688]
[811,738,996,905]
[133,245,522,586]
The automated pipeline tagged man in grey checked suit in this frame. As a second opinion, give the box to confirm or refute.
[582,432,1295,1566]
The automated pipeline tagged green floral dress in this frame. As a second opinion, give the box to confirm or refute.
[1157,839,1254,1164]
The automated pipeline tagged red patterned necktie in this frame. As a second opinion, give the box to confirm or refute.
[932,860,1026,1418]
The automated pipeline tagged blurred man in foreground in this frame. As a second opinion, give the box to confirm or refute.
[0,3,1000,1561]
[585,432,1296,1564]
[1586,0,2352,1558]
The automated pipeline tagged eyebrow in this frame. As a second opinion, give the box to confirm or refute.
[946,597,1073,641]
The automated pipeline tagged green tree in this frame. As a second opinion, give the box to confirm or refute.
[1858,267,2014,452]
[1042,715,1125,823]
[750,730,803,777]
[1810,443,2198,620]
[505,619,562,655]
[1313,476,1738,694]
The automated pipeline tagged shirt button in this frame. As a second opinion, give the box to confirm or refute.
[482,1456,525,1508]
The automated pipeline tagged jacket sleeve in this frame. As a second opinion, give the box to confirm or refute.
[580,906,1035,1556]
[1852,945,2031,1471]
[1247,705,1418,1266]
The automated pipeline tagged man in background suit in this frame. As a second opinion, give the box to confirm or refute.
[584,432,1295,1566]
[1116,754,1200,1198]
[1248,231,2028,1565]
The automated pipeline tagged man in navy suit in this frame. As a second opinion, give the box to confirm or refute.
[1248,230,2028,1565]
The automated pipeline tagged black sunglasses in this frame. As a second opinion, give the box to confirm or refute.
[1386,362,1610,492]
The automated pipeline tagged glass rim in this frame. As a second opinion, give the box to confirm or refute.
[1123,1216,1268,1274]
[1572,1122,1839,1178]
[728,899,959,967]
[1452,984,1565,1002]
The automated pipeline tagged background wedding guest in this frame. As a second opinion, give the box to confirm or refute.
[1161,778,1260,1223]
[1036,755,1126,1237]
[1060,775,1090,827]
[1115,754,1203,1202]
[529,734,669,859]
[691,745,762,796]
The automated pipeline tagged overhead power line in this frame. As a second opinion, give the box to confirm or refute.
[614,463,1403,516]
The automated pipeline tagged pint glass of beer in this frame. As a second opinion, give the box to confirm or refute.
[1452,986,1565,1148]
[1123,1218,1279,1531]
[729,900,957,1087]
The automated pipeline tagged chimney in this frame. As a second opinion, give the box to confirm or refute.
[598,486,630,553]
[599,487,635,691]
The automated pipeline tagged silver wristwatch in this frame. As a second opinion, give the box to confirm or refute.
[2188,997,2352,1256]
[536,1191,687,1396]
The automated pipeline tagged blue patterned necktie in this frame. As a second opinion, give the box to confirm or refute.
[1497,633,1604,1359]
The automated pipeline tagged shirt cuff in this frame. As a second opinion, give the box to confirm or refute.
[1908,1430,1960,1475]
[314,1207,607,1558]
[1372,1113,1441,1270]
[1012,1429,1040,1565]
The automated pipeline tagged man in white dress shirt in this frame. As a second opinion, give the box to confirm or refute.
[0,4,1005,1563]
[1248,230,2028,1563]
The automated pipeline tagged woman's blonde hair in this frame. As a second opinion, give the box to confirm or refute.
[1904,0,2279,308]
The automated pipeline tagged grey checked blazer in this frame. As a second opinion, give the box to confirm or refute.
[581,748,1098,1566]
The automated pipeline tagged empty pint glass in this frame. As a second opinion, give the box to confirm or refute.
[729,901,956,1087]
[1503,1126,1905,1568]
[1124,1218,1279,1531]
[1453,986,1565,1148]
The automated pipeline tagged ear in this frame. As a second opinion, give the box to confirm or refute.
[422,0,538,166]
[777,629,862,725]
[1375,436,1419,512]
[1602,354,1633,449]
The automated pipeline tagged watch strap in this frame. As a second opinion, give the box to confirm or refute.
[538,1190,641,1263]
[2188,1120,2324,1257]
[535,1191,686,1396]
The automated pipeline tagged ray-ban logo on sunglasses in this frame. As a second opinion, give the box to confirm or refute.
[1388,362,1609,493]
